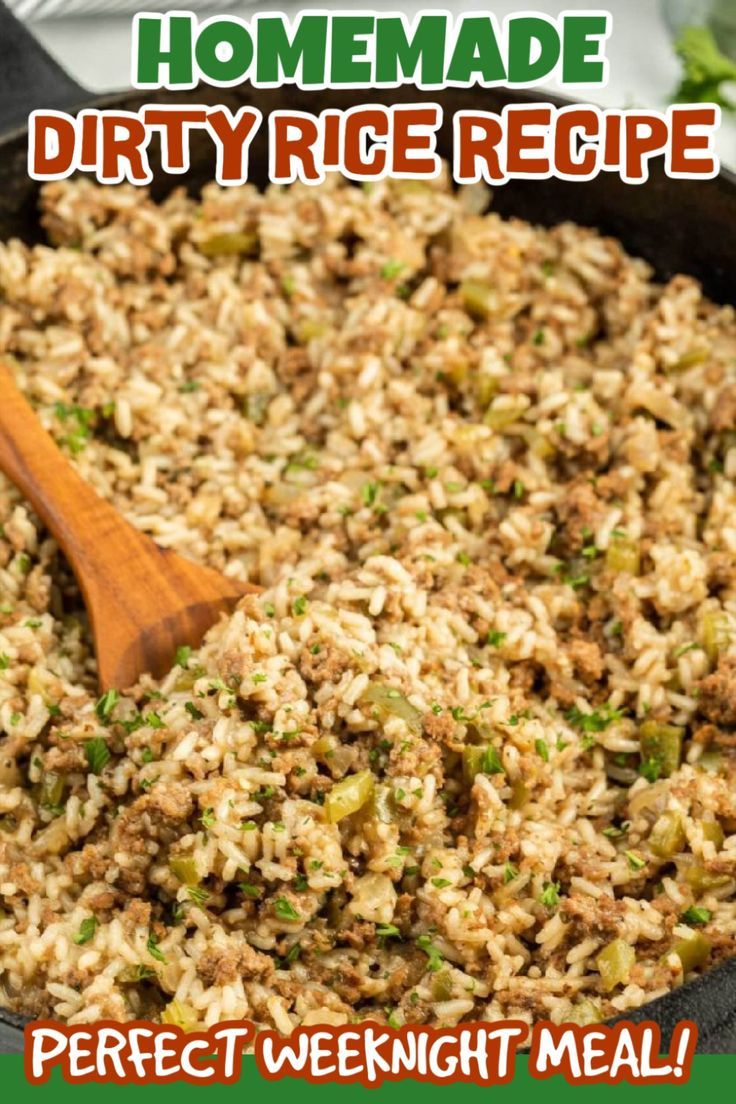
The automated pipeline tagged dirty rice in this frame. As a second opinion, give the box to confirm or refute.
[0,172,735,1034]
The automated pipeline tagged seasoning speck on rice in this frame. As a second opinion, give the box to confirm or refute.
[1,170,735,1034]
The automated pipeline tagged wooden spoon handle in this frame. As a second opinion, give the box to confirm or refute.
[0,362,120,567]
[0,362,258,691]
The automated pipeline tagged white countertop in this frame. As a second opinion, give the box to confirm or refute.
[26,0,736,167]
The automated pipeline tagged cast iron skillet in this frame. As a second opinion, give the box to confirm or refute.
[0,1,735,1058]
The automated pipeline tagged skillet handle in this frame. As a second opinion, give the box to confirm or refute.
[0,0,87,135]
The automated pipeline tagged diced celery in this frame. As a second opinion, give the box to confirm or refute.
[509,781,530,810]
[697,749,723,774]
[393,180,431,195]
[170,856,199,886]
[672,932,711,973]
[485,401,527,432]
[649,811,686,859]
[362,684,422,734]
[431,970,454,1001]
[296,320,327,344]
[606,536,640,575]
[369,784,395,825]
[243,391,271,425]
[173,670,200,692]
[198,231,258,258]
[668,348,708,373]
[462,744,504,783]
[701,611,729,665]
[325,770,375,823]
[566,999,602,1026]
[161,1000,199,1031]
[444,360,470,386]
[34,770,66,810]
[700,819,725,850]
[639,721,683,778]
[475,375,498,407]
[683,863,730,895]
[523,428,556,459]
[459,280,496,321]
[596,938,635,990]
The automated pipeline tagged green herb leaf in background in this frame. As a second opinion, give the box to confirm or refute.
[674,26,736,110]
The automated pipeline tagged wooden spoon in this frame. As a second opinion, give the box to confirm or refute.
[0,363,259,692]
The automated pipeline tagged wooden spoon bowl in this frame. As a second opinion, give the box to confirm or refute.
[0,363,260,691]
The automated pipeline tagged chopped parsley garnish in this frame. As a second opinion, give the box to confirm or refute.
[535,739,549,762]
[602,822,630,839]
[73,916,98,945]
[376,923,401,939]
[53,401,97,454]
[567,703,624,735]
[681,906,711,925]
[15,553,31,575]
[639,758,662,783]
[292,596,308,617]
[562,570,589,590]
[624,850,646,871]
[478,745,504,775]
[539,881,561,908]
[175,645,192,666]
[146,933,167,963]
[200,807,216,829]
[185,702,205,720]
[380,259,404,280]
[503,862,518,884]
[84,738,110,774]
[431,878,452,889]
[240,882,262,899]
[283,943,302,966]
[95,688,119,722]
[487,631,507,648]
[361,482,380,507]
[274,898,300,922]
[416,934,444,972]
